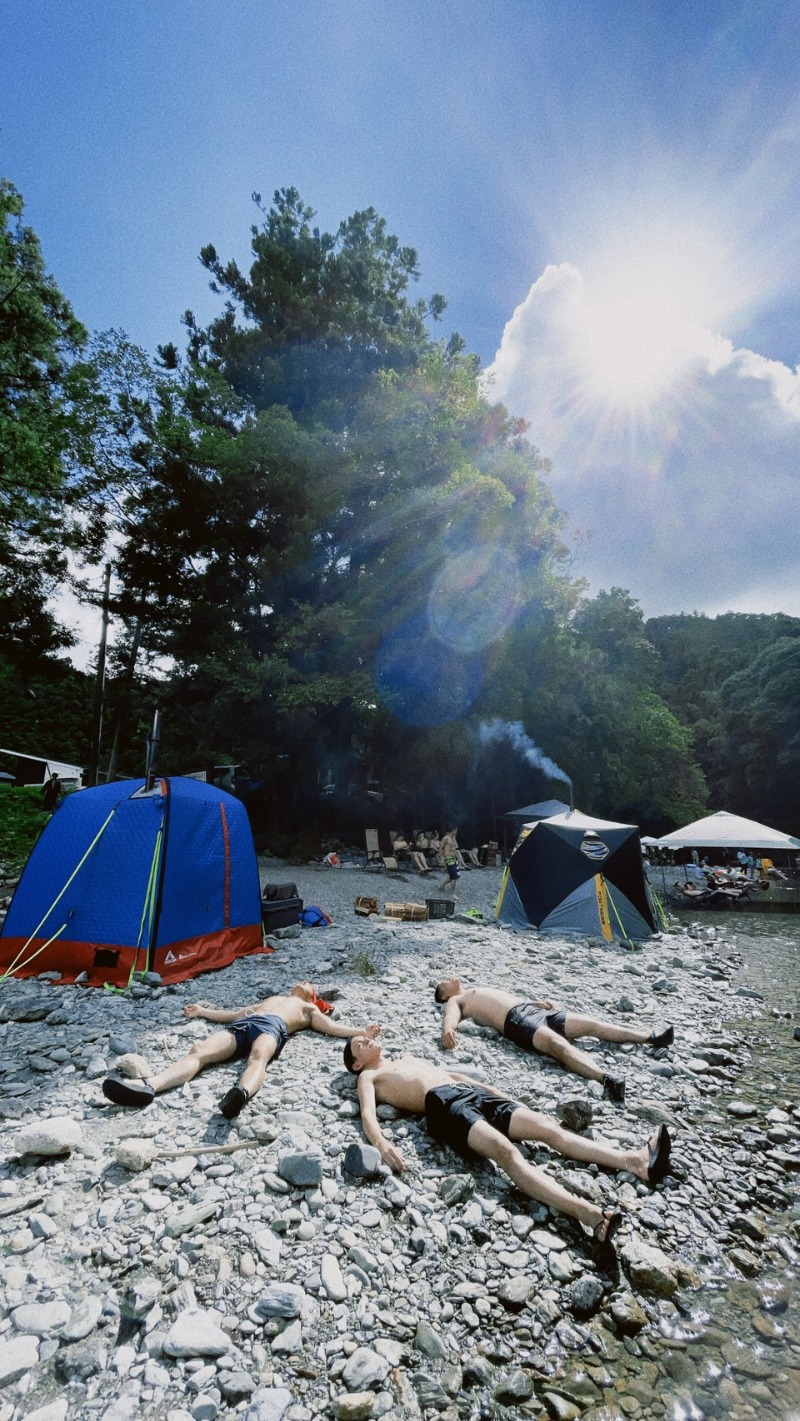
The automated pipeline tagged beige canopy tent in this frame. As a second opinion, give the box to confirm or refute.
[658,811,800,853]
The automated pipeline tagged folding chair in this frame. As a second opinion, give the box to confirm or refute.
[364,829,382,868]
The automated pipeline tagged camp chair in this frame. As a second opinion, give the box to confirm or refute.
[364,829,382,868]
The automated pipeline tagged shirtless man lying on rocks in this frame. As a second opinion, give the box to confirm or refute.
[102,983,370,1120]
[343,1031,671,1246]
[433,979,674,1105]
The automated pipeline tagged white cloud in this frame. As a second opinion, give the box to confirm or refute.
[486,263,800,617]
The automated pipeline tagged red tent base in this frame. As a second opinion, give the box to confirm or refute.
[0,924,269,988]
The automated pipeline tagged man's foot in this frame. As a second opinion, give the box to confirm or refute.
[102,1075,155,1108]
[219,1085,250,1120]
[647,1124,671,1185]
[592,1207,622,1247]
[649,1024,674,1050]
[603,1073,626,1104]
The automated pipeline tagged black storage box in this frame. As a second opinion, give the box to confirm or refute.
[261,882,303,931]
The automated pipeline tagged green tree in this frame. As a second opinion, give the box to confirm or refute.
[0,180,97,664]
[711,638,800,831]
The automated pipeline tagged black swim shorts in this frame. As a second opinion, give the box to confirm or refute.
[503,1002,567,1053]
[424,1083,522,1156]
[229,1013,289,1061]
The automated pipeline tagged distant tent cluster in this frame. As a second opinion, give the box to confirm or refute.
[0,778,265,987]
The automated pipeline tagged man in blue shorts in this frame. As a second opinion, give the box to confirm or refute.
[343,1030,671,1247]
[102,983,373,1119]
[434,979,674,1104]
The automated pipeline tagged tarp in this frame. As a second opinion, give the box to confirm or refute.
[657,811,800,852]
[496,810,657,941]
[0,777,265,986]
[504,799,571,823]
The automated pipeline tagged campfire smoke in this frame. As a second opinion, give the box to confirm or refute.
[478,719,573,810]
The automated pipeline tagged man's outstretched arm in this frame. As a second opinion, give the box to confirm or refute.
[357,1072,405,1172]
[184,1002,251,1023]
[309,1009,373,1039]
[441,998,462,1049]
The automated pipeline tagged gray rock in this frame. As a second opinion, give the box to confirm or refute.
[498,1276,534,1310]
[331,1392,376,1420]
[542,1393,582,1420]
[54,1336,107,1382]
[277,1151,323,1188]
[617,996,635,1013]
[439,1173,474,1206]
[163,1309,231,1357]
[218,1369,258,1403]
[0,1333,39,1387]
[493,1368,535,1402]
[61,1295,104,1342]
[242,1386,294,1420]
[414,1319,446,1359]
[609,1291,648,1334]
[0,994,50,1022]
[342,1347,391,1391]
[254,1284,306,1320]
[556,1096,594,1132]
[411,1372,449,1410]
[14,1117,82,1156]
[20,1400,69,1421]
[270,1318,302,1354]
[566,1276,604,1316]
[11,1300,70,1335]
[109,1034,139,1055]
[343,1142,381,1179]
[190,1395,219,1420]
[620,1239,679,1297]
[321,1253,347,1301]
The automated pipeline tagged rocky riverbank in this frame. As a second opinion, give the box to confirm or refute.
[0,859,798,1421]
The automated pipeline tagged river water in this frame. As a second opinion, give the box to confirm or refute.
[652,909,800,1421]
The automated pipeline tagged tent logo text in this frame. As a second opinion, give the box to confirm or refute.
[580,833,609,862]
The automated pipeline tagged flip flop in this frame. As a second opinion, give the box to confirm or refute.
[648,1124,672,1185]
[219,1086,250,1120]
[102,1075,155,1108]
[593,1207,623,1248]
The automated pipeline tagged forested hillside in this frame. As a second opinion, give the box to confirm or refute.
[1,179,797,843]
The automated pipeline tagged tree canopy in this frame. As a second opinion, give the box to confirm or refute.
[3,180,796,842]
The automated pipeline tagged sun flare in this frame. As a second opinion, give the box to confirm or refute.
[578,229,732,407]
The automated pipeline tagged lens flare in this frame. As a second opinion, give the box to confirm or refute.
[428,545,522,654]
[372,616,483,726]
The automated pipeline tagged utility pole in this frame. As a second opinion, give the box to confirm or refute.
[86,562,112,788]
[144,709,162,792]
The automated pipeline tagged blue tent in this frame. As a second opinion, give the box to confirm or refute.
[0,777,264,987]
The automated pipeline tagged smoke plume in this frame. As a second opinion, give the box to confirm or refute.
[478,719,572,789]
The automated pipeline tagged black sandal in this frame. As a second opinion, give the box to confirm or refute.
[593,1207,622,1247]
[102,1075,155,1108]
[219,1085,250,1120]
[647,1124,672,1185]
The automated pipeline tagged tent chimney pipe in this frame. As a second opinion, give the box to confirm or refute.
[568,781,574,814]
[145,710,162,792]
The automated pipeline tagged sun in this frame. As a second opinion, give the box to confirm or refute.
[578,228,732,407]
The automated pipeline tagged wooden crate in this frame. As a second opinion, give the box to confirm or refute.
[354,895,378,917]
[384,901,429,921]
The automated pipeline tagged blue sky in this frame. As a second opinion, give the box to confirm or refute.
[5,0,800,622]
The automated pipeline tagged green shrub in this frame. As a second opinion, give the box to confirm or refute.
[0,786,48,873]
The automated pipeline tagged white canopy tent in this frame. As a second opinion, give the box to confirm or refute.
[658,811,800,853]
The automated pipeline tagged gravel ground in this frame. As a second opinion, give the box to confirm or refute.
[0,860,798,1421]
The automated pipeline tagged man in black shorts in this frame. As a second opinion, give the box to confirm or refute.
[434,979,674,1104]
[343,1031,671,1246]
[102,983,373,1119]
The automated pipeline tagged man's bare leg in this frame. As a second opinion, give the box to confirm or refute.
[531,1024,607,1084]
[103,1030,238,1108]
[465,1119,616,1238]
[237,1035,279,1099]
[506,1105,661,1184]
[149,1031,238,1093]
[562,1013,654,1045]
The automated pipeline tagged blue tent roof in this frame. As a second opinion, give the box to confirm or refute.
[0,777,264,985]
